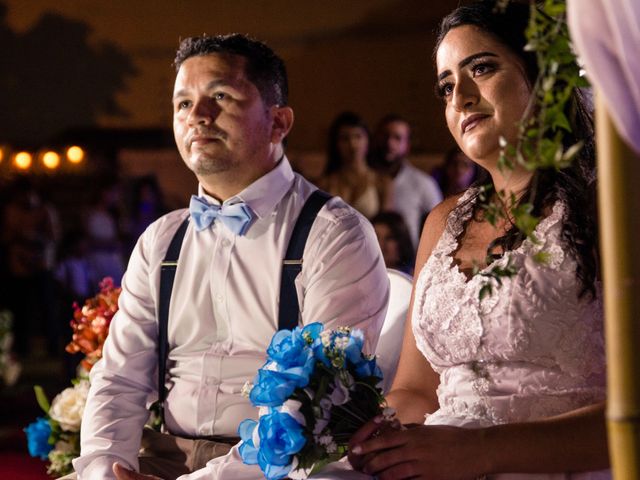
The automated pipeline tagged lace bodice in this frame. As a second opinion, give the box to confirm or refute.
[412,188,606,427]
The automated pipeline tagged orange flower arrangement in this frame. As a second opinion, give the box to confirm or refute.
[65,277,121,371]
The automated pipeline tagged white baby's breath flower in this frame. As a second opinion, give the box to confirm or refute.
[382,407,396,420]
[54,439,76,454]
[334,337,349,351]
[49,380,90,432]
[241,381,253,398]
[320,330,332,347]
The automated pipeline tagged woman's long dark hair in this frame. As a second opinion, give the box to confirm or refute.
[324,111,371,175]
[435,1,598,298]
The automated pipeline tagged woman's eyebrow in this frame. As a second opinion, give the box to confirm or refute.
[437,51,498,82]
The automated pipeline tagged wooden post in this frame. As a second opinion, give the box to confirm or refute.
[596,92,640,478]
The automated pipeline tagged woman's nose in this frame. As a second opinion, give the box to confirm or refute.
[452,78,479,111]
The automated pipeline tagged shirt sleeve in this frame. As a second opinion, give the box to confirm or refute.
[73,216,173,479]
[299,198,389,354]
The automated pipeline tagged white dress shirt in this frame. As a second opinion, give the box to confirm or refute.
[73,157,389,479]
[392,161,443,248]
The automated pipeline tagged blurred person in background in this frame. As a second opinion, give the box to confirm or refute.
[434,146,479,197]
[371,211,415,275]
[0,177,58,357]
[318,111,391,219]
[371,114,443,248]
[83,180,126,286]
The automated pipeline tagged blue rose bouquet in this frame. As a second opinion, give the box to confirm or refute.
[238,323,385,480]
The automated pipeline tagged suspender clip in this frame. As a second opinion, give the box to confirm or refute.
[283,259,303,266]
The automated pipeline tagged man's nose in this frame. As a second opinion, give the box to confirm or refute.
[188,97,219,125]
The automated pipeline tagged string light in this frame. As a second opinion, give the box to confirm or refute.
[66,146,85,164]
[14,151,33,170]
[42,151,61,169]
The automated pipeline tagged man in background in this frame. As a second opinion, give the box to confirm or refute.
[372,114,443,248]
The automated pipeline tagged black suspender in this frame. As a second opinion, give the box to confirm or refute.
[156,189,331,425]
[157,217,189,429]
[278,189,332,330]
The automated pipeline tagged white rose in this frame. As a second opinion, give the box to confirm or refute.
[49,380,90,432]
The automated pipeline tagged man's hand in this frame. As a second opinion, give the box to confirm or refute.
[113,462,163,480]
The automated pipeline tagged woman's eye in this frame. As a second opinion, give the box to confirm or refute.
[472,63,494,76]
[214,92,227,100]
[438,82,454,98]
[177,100,191,110]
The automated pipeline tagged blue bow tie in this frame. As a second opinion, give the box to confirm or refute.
[189,195,253,235]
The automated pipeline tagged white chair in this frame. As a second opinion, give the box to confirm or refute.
[376,268,413,394]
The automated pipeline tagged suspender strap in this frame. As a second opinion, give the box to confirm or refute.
[157,216,189,428]
[278,189,332,330]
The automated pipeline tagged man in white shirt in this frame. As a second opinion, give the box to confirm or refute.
[372,115,443,248]
[72,34,388,480]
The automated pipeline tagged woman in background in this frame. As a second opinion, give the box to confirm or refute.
[318,111,391,219]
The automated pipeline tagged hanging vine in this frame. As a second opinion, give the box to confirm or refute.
[475,0,589,299]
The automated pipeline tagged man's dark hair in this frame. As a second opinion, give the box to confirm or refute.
[174,34,288,106]
[376,113,411,134]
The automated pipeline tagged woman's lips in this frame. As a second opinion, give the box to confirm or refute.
[461,114,490,134]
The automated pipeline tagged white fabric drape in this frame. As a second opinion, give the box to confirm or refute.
[568,0,640,154]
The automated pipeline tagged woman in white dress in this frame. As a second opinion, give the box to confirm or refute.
[347,2,609,479]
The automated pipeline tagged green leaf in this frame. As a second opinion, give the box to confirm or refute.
[34,385,51,414]
[478,283,493,302]
[533,251,551,264]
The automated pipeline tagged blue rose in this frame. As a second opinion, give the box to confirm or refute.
[354,356,383,379]
[24,417,53,460]
[249,369,299,407]
[343,329,365,366]
[267,323,323,368]
[257,410,306,480]
[238,419,259,465]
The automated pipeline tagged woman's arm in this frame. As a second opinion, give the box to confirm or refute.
[350,402,608,479]
[384,196,456,423]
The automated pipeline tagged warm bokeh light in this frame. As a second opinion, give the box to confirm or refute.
[66,146,85,164]
[0,146,5,164]
[14,151,33,170]
[42,151,61,169]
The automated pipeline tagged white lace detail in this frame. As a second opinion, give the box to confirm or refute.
[413,188,606,427]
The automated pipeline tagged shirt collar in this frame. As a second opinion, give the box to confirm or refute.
[198,156,295,219]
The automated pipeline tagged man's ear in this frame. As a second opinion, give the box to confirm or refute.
[270,106,294,144]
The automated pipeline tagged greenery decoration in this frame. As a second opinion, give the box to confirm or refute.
[477,0,589,296]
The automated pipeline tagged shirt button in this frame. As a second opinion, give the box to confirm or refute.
[199,427,208,435]
[221,238,231,247]
[216,294,223,303]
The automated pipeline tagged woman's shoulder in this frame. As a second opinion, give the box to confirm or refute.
[415,192,466,265]
[426,192,466,230]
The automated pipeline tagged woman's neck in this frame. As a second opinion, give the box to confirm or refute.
[487,164,533,198]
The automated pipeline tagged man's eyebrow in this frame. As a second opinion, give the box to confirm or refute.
[437,51,498,82]
[172,79,236,99]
